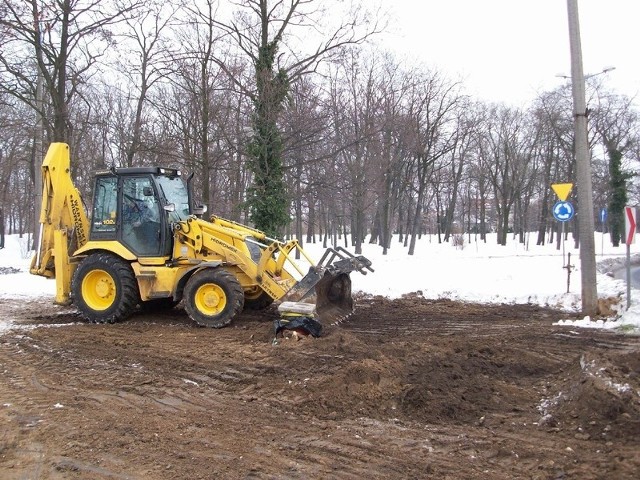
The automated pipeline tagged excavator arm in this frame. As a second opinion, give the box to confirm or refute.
[30,143,89,305]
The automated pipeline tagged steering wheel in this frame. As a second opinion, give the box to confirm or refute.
[124,193,143,212]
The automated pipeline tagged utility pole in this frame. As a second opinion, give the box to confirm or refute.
[567,0,598,317]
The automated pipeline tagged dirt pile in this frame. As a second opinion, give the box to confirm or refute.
[539,350,640,440]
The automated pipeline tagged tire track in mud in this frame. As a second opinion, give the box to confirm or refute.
[1,297,639,479]
[345,299,637,359]
[0,335,545,480]
[0,328,264,479]
[0,337,77,480]
[1,331,259,417]
[0,323,436,479]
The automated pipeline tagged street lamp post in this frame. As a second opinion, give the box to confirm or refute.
[566,0,598,317]
[556,66,616,81]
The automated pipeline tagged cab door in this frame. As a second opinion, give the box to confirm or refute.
[120,176,164,257]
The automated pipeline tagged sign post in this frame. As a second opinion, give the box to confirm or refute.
[624,206,637,310]
[551,183,575,290]
[600,208,607,256]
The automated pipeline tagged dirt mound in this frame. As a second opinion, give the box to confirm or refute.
[257,327,408,419]
[540,350,640,440]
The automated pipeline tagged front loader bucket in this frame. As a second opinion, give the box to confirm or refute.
[280,270,354,323]
[314,272,354,323]
[281,246,373,324]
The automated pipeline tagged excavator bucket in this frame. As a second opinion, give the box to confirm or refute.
[281,247,373,324]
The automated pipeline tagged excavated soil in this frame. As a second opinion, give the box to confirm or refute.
[1,294,639,479]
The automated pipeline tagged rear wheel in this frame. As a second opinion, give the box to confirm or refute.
[72,253,139,324]
[184,268,244,328]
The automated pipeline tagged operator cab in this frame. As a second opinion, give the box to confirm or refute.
[89,167,192,257]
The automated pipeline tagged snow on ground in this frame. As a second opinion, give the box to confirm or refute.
[1,231,639,333]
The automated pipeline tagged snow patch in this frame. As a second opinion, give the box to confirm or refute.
[2,232,640,332]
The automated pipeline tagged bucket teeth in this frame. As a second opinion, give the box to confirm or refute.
[325,310,354,326]
[317,303,354,325]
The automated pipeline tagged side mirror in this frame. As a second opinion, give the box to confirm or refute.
[193,205,207,216]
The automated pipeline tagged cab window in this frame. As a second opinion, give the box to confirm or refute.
[121,177,163,256]
[91,176,118,237]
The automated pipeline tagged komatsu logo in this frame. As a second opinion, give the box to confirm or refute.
[70,196,87,245]
[260,283,278,299]
[209,235,239,253]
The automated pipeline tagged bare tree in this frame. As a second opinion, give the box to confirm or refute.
[437,100,477,242]
[405,71,461,255]
[529,89,574,245]
[280,77,328,247]
[113,1,177,166]
[0,0,142,142]
[0,96,35,239]
[370,56,413,255]
[160,0,251,217]
[479,105,533,246]
[0,0,143,248]
[326,51,386,254]
[211,0,383,236]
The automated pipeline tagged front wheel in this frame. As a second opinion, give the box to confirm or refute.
[184,268,244,328]
[71,253,139,324]
[243,287,274,311]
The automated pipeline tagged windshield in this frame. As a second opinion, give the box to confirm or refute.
[156,175,190,222]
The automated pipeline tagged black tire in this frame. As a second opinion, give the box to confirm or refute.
[71,253,139,324]
[243,288,274,311]
[184,268,244,328]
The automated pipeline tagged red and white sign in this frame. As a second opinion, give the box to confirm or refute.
[625,206,637,244]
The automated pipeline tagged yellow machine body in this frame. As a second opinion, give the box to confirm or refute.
[30,143,373,327]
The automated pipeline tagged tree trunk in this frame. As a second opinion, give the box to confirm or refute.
[408,189,425,255]
[0,208,5,249]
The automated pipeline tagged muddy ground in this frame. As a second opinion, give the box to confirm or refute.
[0,294,639,479]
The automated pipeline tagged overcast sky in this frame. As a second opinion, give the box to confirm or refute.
[380,0,639,106]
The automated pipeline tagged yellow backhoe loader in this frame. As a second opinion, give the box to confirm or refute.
[30,143,372,329]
